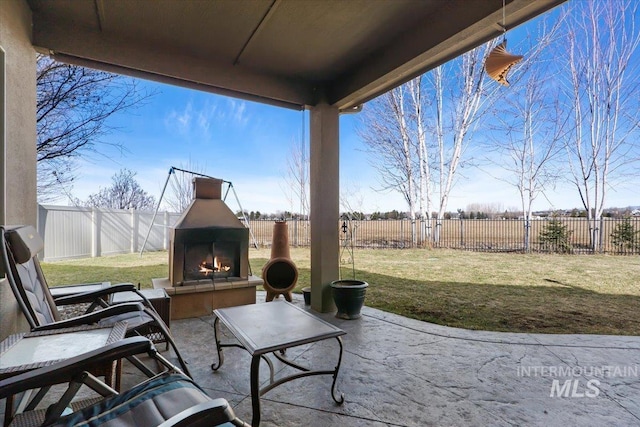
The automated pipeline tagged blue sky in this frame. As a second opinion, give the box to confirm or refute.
[67,82,635,215]
[62,4,639,215]
[70,88,402,214]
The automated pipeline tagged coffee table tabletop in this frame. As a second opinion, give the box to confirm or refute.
[214,300,345,356]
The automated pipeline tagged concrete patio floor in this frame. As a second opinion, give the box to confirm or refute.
[120,291,640,426]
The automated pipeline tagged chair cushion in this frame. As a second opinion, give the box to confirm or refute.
[52,374,213,427]
[6,225,44,264]
[15,258,57,325]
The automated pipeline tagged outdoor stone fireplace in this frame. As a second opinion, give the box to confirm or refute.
[153,177,262,319]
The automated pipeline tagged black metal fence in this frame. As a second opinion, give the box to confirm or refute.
[247,217,640,255]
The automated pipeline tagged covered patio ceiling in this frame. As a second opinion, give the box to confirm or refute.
[27,0,564,110]
[19,0,566,314]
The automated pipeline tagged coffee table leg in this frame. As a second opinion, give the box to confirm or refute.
[250,355,261,427]
[331,336,345,404]
[211,317,224,371]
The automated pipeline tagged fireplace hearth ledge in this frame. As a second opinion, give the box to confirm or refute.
[152,276,263,320]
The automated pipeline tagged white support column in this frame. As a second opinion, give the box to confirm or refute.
[309,103,339,313]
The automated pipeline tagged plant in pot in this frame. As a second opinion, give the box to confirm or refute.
[331,213,368,319]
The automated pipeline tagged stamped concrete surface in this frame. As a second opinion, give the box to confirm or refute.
[3,291,639,426]
[142,292,640,427]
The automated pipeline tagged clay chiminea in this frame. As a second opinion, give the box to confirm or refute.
[262,221,298,302]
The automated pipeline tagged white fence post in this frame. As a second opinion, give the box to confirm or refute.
[130,208,139,254]
[91,208,101,258]
[164,211,170,250]
[36,205,48,260]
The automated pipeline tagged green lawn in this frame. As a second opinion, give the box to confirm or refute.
[41,248,640,335]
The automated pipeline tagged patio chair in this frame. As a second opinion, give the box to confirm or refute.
[0,336,249,426]
[0,225,191,378]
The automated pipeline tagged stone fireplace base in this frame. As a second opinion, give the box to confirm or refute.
[152,276,263,320]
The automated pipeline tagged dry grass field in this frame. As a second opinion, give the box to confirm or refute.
[42,247,640,335]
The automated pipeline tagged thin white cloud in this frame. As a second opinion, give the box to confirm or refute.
[164,98,249,143]
[165,101,193,135]
[220,99,249,127]
[197,102,217,135]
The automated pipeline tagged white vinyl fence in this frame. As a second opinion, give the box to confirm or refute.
[37,205,640,261]
[37,205,181,261]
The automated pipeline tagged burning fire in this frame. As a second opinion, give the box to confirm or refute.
[199,257,231,275]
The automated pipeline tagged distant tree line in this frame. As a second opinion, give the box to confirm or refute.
[236,207,640,221]
[236,210,310,220]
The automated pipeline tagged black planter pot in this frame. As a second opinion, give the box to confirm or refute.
[330,280,369,320]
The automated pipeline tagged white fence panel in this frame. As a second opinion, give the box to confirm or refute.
[138,211,167,252]
[37,205,181,261]
[99,209,132,256]
[38,205,93,261]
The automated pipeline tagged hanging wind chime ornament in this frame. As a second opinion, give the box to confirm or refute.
[484,0,523,86]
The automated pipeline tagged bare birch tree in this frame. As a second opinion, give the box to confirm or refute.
[407,76,434,242]
[358,86,416,211]
[282,138,309,218]
[358,84,421,244]
[560,0,640,251]
[426,44,496,242]
[359,42,498,245]
[486,16,566,250]
[493,69,566,249]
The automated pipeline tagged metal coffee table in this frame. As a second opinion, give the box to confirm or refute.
[211,301,346,426]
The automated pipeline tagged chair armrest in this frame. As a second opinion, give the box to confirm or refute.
[0,337,153,399]
[50,282,111,301]
[54,283,136,306]
[157,399,251,427]
[32,302,146,331]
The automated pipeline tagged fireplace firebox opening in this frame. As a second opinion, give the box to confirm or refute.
[183,241,241,282]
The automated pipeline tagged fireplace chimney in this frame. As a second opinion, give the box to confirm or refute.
[193,177,221,200]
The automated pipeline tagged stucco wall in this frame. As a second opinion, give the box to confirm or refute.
[0,0,37,339]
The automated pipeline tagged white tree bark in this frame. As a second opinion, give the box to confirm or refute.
[407,76,433,243]
[428,45,493,241]
[283,138,309,218]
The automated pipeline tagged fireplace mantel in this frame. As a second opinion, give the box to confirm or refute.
[152,275,263,320]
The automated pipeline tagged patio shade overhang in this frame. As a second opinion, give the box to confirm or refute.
[14,0,565,314]
[27,0,565,111]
